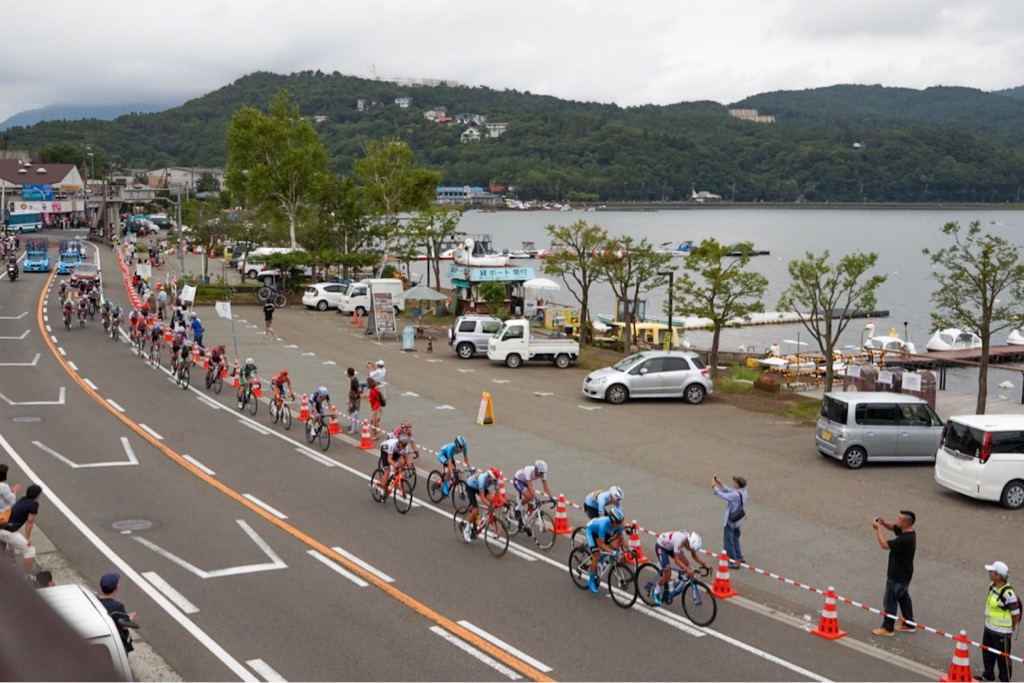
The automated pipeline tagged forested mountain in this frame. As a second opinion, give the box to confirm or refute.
[0,102,175,131]
[5,71,1024,203]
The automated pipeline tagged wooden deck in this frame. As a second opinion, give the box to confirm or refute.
[900,346,1024,371]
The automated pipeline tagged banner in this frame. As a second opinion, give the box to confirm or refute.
[180,284,197,304]
[215,301,233,320]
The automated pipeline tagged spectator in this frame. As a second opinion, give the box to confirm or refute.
[263,300,278,340]
[978,561,1020,682]
[712,475,747,569]
[0,484,43,576]
[347,367,362,434]
[34,570,54,587]
[0,463,20,513]
[367,377,383,440]
[871,510,916,636]
[98,572,137,654]
[190,314,205,348]
[156,286,168,320]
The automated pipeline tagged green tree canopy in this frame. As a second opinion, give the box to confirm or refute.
[540,220,609,345]
[597,236,672,351]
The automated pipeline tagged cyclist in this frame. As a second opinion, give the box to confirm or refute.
[206,344,228,386]
[377,434,412,497]
[149,320,164,357]
[110,304,123,335]
[584,507,629,594]
[100,299,112,331]
[76,295,90,325]
[308,385,330,430]
[170,328,187,368]
[583,486,623,519]
[512,460,554,531]
[176,334,194,377]
[271,369,295,405]
[435,436,469,496]
[457,467,503,543]
[57,279,68,299]
[87,286,101,318]
[390,421,421,458]
[651,530,710,606]
[61,298,75,327]
[236,358,259,409]
[133,310,149,344]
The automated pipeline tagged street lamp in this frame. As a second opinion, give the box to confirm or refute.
[658,269,675,350]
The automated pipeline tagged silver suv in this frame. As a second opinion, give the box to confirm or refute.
[448,315,502,359]
[582,350,713,405]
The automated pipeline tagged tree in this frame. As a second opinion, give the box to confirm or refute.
[307,174,376,279]
[597,236,672,351]
[924,220,1024,413]
[353,140,441,276]
[180,197,230,281]
[673,239,768,375]
[479,281,509,320]
[225,89,330,249]
[403,206,463,289]
[540,220,608,345]
[778,251,887,391]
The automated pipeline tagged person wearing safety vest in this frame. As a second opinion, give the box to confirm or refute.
[979,560,1021,682]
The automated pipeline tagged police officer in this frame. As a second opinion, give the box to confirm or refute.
[979,561,1021,682]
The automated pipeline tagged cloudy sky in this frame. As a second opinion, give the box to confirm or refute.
[2,0,1022,122]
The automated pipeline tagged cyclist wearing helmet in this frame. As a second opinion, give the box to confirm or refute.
[391,421,420,458]
[651,530,711,606]
[512,460,554,530]
[309,385,330,426]
[583,486,623,519]
[435,436,469,495]
[207,344,228,386]
[237,358,259,408]
[584,507,628,594]
[376,433,414,498]
[271,369,295,405]
[457,467,502,542]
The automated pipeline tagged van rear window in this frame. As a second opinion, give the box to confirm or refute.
[942,422,985,458]
[821,396,847,424]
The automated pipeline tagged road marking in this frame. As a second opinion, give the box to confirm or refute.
[239,420,270,436]
[58,346,66,356]
[107,398,126,412]
[457,621,552,673]
[302,352,315,357]
[246,659,287,682]
[307,550,369,588]
[294,447,335,467]
[50,334,57,342]
[133,519,288,578]
[436,405,456,410]
[0,311,28,319]
[0,387,67,405]
[506,545,538,562]
[183,455,215,475]
[533,392,554,397]
[330,546,395,583]
[457,368,475,373]
[244,494,288,519]
[401,391,420,397]
[431,626,522,680]
[0,329,30,339]
[632,602,705,637]
[322,360,336,365]
[425,358,442,363]
[83,378,98,390]
[67,360,78,371]
[0,352,42,366]
[143,571,200,614]
[33,436,139,468]
[577,405,601,411]
[196,393,222,410]
[492,379,510,384]
[246,324,258,329]
[285,344,298,349]
[139,423,164,440]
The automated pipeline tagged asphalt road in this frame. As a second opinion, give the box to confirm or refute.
[1,231,1015,681]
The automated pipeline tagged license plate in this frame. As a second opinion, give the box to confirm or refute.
[948,453,963,470]
[823,430,832,441]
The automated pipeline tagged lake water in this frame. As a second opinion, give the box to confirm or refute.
[409,207,1024,400]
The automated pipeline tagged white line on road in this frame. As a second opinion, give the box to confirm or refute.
[0,387,67,406]
[183,455,216,475]
[107,398,126,412]
[0,311,27,319]
[457,620,552,673]
[330,546,394,583]
[246,658,288,682]
[139,424,164,440]
[505,544,538,562]
[302,352,315,356]
[285,344,298,349]
[58,346,66,356]
[142,571,200,614]
[492,379,510,384]
[32,437,140,469]
[50,334,57,342]
[401,391,420,397]
[0,352,42,366]
[133,520,287,579]
[0,329,30,339]
[430,626,522,681]
[196,393,222,410]
[322,360,336,365]
[577,405,601,411]
[83,378,98,390]
[243,494,288,519]
[533,392,553,397]
[239,420,270,436]
[435,405,455,410]
[294,447,335,467]
[307,550,369,588]
[425,358,442,363]
[457,368,474,373]
[67,361,78,371]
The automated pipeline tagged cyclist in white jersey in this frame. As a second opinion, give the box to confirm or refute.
[512,460,554,531]
[652,530,711,606]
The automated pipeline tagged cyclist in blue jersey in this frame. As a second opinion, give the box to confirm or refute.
[584,507,628,593]
[583,486,623,519]
[457,467,502,543]
[435,436,469,495]
[651,530,710,606]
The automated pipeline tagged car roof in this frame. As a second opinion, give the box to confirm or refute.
[947,414,1024,430]
[822,391,926,404]
[37,585,115,640]
[73,263,97,270]
[631,350,699,359]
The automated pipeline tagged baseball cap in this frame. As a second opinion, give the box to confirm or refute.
[986,561,1009,578]
[100,572,120,593]
[732,476,747,488]
[376,360,385,367]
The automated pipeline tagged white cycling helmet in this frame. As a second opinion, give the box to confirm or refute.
[608,485,623,501]
[687,532,702,553]
[245,357,254,365]
[534,459,548,474]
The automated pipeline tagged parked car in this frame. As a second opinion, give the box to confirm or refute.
[934,414,1024,509]
[37,584,134,680]
[70,263,100,285]
[486,318,579,368]
[582,350,711,404]
[816,392,944,469]
[302,282,350,311]
[448,315,502,358]
[337,278,405,316]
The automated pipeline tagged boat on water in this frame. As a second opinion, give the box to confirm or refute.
[863,323,917,355]
[508,241,541,259]
[452,238,510,267]
[657,241,694,257]
[1008,329,1024,346]
[925,328,982,352]
[726,243,770,257]
[754,340,817,372]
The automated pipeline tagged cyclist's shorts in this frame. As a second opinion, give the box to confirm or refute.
[513,478,529,495]
[465,486,479,510]
[584,503,600,520]
[437,450,454,466]
[150,330,161,341]
[585,528,601,553]
[655,543,674,568]
[272,381,285,394]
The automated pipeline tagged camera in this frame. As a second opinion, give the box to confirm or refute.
[874,517,881,523]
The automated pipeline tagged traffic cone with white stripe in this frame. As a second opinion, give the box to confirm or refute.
[328,405,341,435]
[811,586,846,640]
[939,630,974,682]
[359,420,374,450]
[298,394,309,421]
[627,522,650,564]
[495,477,507,506]
[554,494,572,535]
[711,551,739,599]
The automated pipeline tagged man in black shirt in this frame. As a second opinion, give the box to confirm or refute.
[98,572,137,654]
[0,484,42,576]
[872,509,917,636]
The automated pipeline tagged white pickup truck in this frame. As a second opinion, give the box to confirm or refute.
[486,319,580,368]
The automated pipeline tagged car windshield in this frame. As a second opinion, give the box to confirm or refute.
[74,265,97,274]
[611,353,645,372]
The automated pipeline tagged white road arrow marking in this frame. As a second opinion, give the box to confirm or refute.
[133,519,287,578]
[0,353,41,366]
[0,312,28,320]
[0,387,66,405]
[33,437,139,468]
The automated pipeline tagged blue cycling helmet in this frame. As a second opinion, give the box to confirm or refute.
[608,508,624,524]
[454,435,467,452]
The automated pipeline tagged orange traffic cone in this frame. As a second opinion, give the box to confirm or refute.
[940,630,975,682]
[554,494,572,535]
[359,420,374,450]
[252,381,263,398]
[328,405,340,435]
[811,586,846,640]
[353,310,364,328]
[711,551,739,598]
[163,329,172,343]
[192,345,202,364]
[202,349,210,370]
[297,394,309,421]
[627,521,650,564]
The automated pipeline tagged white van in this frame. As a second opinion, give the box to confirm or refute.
[38,584,134,680]
[238,247,302,278]
[934,414,1024,510]
[338,278,405,316]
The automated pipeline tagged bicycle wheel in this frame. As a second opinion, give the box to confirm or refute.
[370,469,386,503]
[450,481,469,514]
[394,479,413,514]
[608,563,638,608]
[273,293,286,308]
[569,546,592,590]
[257,286,272,301]
[500,502,519,538]
[304,419,316,443]
[180,365,190,390]
[483,515,509,558]
[571,526,588,551]
[681,580,717,626]
[212,373,223,394]
[635,563,664,607]
[281,404,291,430]
[402,464,417,490]
[426,471,445,504]
[452,510,470,544]
[270,400,280,424]
[317,422,330,451]
[530,511,556,551]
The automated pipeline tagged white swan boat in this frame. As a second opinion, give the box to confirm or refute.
[1008,329,1024,346]
[925,328,982,352]
[452,238,510,267]
[863,323,917,355]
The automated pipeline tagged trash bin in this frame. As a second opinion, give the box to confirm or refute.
[901,370,937,409]
[875,367,903,393]
[843,363,877,392]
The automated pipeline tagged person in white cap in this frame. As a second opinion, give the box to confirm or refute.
[979,561,1020,682]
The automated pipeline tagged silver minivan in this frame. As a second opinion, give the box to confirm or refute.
[815,391,943,469]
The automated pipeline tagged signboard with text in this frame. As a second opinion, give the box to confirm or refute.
[371,291,397,337]
[445,265,535,282]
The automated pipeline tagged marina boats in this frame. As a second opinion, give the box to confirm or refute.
[452,237,510,267]
[1008,329,1024,346]
[863,323,917,355]
[508,241,541,259]
[754,340,818,372]
[657,241,694,257]
[925,328,982,352]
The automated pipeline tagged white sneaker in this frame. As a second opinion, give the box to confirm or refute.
[461,522,473,542]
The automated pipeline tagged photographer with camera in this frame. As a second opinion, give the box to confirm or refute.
[871,510,917,637]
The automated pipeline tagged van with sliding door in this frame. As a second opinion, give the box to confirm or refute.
[934,414,1024,510]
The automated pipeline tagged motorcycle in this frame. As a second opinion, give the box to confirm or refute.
[6,262,17,282]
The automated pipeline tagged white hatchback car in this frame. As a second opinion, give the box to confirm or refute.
[302,283,350,311]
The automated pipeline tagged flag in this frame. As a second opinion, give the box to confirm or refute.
[180,284,197,303]
[215,301,232,320]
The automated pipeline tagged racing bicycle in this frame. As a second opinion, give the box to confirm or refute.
[369,464,414,513]
[304,413,330,451]
[452,504,509,558]
[500,497,557,551]
[568,547,639,608]
[427,466,474,513]
[269,392,294,430]
[636,563,717,626]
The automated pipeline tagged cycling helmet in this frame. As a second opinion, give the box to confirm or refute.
[608,507,625,524]
[401,420,412,432]
[398,434,410,446]
[454,436,467,452]
[279,369,289,376]
[534,459,548,474]
[219,344,226,351]
[489,467,503,482]
[608,485,623,502]
[318,386,327,395]
[686,532,702,553]
[245,357,254,366]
